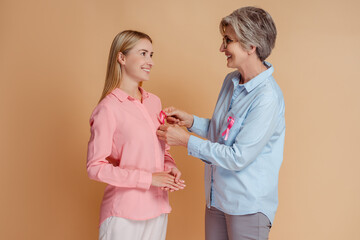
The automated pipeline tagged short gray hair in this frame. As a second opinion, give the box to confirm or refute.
[220,7,277,61]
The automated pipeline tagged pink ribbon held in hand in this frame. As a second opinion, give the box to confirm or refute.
[222,116,235,141]
[159,110,167,125]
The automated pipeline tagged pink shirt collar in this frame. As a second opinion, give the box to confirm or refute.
[111,87,150,102]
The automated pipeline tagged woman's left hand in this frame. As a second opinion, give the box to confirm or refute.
[157,124,191,147]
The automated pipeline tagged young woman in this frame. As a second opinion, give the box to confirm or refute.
[87,30,185,240]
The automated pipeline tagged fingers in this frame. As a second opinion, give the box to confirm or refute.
[176,181,186,188]
[163,107,183,120]
[166,116,180,124]
[156,124,175,143]
[167,171,186,189]
[162,175,186,191]
[161,182,186,192]
[171,168,181,183]
[163,107,176,115]
[157,125,169,140]
[153,171,186,191]
[156,129,166,140]
[175,172,181,183]
[166,181,186,191]
[178,121,187,126]
[158,124,169,131]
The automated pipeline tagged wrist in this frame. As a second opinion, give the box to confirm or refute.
[186,114,194,128]
[182,133,191,147]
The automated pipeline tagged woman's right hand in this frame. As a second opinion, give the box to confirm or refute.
[163,107,194,128]
[151,170,185,191]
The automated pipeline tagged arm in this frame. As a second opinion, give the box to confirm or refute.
[187,95,281,171]
[163,107,211,138]
[164,72,233,139]
[188,115,211,138]
[157,100,186,190]
[87,105,152,189]
[87,105,181,190]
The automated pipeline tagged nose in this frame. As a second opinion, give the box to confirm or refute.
[220,42,225,52]
[148,56,154,67]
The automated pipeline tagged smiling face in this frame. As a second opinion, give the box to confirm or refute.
[119,38,154,83]
[219,26,250,69]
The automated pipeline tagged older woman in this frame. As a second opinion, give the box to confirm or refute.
[157,7,285,240]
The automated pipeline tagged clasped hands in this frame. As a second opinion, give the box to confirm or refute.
[151,167,185,192]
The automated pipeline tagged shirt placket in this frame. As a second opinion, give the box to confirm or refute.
[133,100,162,171]
[133,100,166,209]
[228,85,244,112]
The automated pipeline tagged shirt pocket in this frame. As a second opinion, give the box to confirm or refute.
[222,117,245,145]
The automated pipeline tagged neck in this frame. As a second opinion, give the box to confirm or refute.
[119,75,141,100]
[237,58,267,84]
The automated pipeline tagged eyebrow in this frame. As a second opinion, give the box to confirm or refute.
[138,49,154,54]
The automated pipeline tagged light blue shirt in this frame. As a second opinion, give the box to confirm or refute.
[187,62,285,224]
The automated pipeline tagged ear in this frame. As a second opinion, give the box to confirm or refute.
[117,52,126,65]
[247,45,257,55]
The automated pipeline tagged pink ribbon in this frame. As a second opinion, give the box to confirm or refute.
[222,116,235,141]
[159,110,167,125]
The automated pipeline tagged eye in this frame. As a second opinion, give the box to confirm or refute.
[225,36,233,44]
[150,53,153,58]
[140,52,146,56]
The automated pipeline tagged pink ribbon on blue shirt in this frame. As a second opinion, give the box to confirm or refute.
[159,110,167,125]
[222,116,235,141]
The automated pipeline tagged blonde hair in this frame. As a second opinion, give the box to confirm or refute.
[99,30,152,102]
[220,7,277,62]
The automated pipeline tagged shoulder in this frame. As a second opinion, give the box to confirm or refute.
[251,77,284,111]
[146,92,162,108]
[262,77,284,102]
[90,94,117,119]
[148,92,161,102]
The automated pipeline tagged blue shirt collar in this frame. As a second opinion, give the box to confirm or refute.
[231,62,274,92]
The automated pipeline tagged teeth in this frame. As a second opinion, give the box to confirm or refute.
[143,69,150,72]
[226,55,231,59]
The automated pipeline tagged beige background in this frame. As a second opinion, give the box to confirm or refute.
[1,0,360,239]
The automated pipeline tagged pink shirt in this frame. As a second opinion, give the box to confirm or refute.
[87,87,176,226]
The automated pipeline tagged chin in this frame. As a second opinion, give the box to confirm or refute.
[226,62,235,68]
[138,75,150,82]
[226,59,233,68]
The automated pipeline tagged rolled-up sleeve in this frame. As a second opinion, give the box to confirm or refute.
[187,95,280,171]
[87,105,152,190]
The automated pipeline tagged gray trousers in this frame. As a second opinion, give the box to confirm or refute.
[205,206,271,240]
